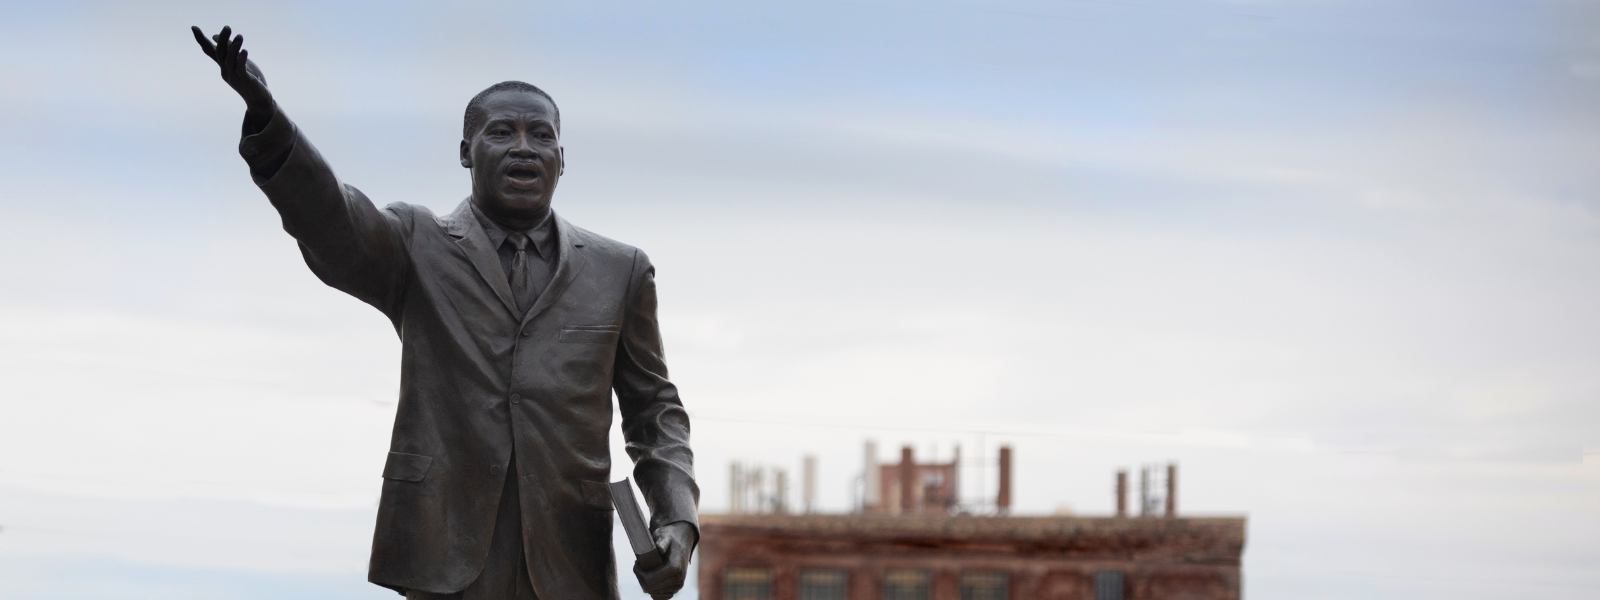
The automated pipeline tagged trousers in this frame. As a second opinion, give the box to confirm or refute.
[406,457,537,600]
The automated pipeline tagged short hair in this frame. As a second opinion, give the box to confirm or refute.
[463,81,560,139]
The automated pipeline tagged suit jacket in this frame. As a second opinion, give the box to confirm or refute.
[239,108,698,599]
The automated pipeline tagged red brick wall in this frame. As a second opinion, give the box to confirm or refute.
[697,515,1243,600]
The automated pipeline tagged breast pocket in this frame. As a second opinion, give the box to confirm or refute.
[560,325,620,344]
[382,452,433,482]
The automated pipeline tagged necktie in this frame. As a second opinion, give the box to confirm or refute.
[506,232,537,315]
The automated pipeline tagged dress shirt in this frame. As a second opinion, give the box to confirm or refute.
[470,202,556,312]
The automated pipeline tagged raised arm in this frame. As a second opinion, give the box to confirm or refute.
[192,27,409,319]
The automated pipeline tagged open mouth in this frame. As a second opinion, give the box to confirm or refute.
[505,163,542,187]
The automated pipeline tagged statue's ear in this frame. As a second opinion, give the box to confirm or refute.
[460,140,471,168]
[558,146,565,176]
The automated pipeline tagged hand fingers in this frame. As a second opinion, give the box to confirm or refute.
[661,535,689,567]
[238,49,250,86]
[217,27,234,76]
[214,31,229,79]
[239,50,253,83]
[191,26,220,63]
[643,579,683,597]
[226,34,244,80]
[220,32,232,76]
[636,563,685,594]
[650,543,691,594]
[639,574,682,596]
[229,35,247,80]
[222,33,240,81]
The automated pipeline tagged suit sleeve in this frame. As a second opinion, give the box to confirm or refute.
[239,106,410,321]
[613,249,700,541]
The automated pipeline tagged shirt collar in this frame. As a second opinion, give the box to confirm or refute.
[470,201,557,261]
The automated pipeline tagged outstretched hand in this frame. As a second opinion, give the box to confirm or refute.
[191,26,274,125]
[635,521,696,599]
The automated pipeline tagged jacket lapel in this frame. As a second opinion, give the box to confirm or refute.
[443,200,519,319]
[522,214,588,327]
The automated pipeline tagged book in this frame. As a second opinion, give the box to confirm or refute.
[608,478,663,570]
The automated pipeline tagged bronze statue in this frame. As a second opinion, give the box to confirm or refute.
[191,26,699,600]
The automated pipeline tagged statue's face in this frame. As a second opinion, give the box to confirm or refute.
[461,90,563,224]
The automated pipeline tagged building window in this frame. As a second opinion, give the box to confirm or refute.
[725,568,774,600]
[801,568,849,600]
[960,571,1008,600]
[882,569,931,600]
[1093,570,1125,600]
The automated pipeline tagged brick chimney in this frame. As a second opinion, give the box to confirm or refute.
[997,445,1012,515]
[1115,469,1128,518]
[863,440,880,511]
[1165,463,1177,518]
[900,446,915,514]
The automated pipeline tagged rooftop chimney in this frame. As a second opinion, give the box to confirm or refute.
[900,446,916,513]
[1165,463,1177,518]
[1115,469,1128,518]
[775,469,789,514]
[1139,465,1151,516]
[730,462,742,513]
[803,455,816,514]
[863,440,880,511]
[997,445,1012,515]
[951,444,961,507]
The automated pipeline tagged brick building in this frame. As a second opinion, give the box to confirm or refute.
[697,514,1245,600]
[701,444,1245,600]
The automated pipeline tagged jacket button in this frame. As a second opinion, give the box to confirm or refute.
[521,328,532,337]
[510,394,521,404]
[491,464,503,476]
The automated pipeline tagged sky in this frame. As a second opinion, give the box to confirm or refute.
[0,0,1597,598]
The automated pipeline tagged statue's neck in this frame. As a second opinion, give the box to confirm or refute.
[472,196,550,233]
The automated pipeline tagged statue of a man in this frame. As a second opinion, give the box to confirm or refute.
[191,27,699,600]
